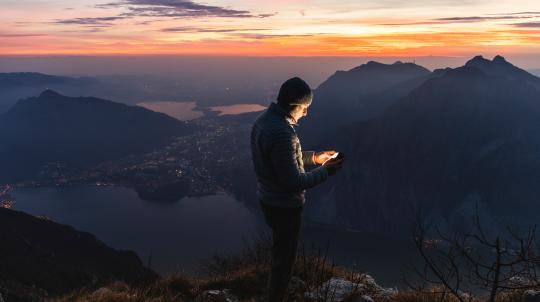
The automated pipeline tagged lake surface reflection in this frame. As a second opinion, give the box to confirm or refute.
[137,101,203,121]
[12,186,418,286]
[137,101,266,121]
[209,104,266,116]
[12,186,259,275]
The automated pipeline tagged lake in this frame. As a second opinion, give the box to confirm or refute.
[209,104,266,116]
[11,186,418,286]
[137,101,265,121]
[137,101,204,121]
[12,186,259,275]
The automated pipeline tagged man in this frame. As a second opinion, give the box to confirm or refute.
[250,77,344,301]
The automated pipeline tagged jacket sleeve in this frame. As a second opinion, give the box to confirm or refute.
[302,151,317,166]
[270,130,328,192]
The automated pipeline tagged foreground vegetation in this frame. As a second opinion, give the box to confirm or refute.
[50,234,540,302]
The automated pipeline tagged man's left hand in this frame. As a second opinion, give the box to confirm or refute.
[314,150,338,165]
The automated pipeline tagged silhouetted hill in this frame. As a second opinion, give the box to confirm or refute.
[0,72,99,113]
[0,90,193,183]
[0,208,155,300]
[299,61,432,144]
[305,55,540,235]
[465,55,540,87]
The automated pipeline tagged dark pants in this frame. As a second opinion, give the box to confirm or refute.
[260,202,303,302]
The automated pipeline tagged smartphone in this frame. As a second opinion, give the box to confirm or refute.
[323,152,343,165]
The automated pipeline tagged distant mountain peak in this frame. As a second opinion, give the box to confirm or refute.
[39,89,63,99]
[365,60,385,67]
[462,55,539,84]
[493,55,508,64]
[349,60,429,74]
[466,55,490,65]
[466,55,510,67]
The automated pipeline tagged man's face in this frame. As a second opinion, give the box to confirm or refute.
[290,103,310,123]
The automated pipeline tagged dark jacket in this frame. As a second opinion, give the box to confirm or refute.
[250,102,328,208]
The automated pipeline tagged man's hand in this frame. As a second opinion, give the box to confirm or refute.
[323,158,343,175]
[314,150,338,165]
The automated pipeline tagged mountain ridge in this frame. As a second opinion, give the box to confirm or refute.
[299,60,432,144]
[305,55,540,235]
[0,90,193,183]
[0,207,155,300]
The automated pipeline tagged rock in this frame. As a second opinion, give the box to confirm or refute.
[523,290,540,302]
[304,275,398,302]
[353,295,374,302]
[510,276,531,287]
[304,278,362,302]
[197,289,239,302]
[457,290,472,301]
[357,273,398,298]
[288,276,307,294]
[359,274,378,287]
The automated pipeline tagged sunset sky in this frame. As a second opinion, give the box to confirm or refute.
[1,0,540,57]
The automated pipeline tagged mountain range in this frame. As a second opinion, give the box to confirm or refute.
[303,55,540,235]
[299,60,432,145]
[0,90,192,183]
[3,55,540,238]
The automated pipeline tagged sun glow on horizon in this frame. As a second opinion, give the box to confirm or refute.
[1,0,540,58]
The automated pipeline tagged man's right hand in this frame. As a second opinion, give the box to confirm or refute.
[323,158,344,175]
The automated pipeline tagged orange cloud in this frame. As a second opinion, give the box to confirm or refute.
[2,25,540,56]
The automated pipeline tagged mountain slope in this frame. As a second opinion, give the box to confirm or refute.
[305,56,540,235]
[0,207,155,300]
[0,90,193,182]
[299,61,432,145]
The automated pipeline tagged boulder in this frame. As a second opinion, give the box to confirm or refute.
[304,274,398,302]
[304,278,363,302]
[510,276,531,287]
[352,295,374,302]
[197,289,239,302]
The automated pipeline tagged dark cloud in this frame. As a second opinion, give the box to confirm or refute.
[62,28,105,33]
[488,12,540,16]
[435,15,530,22]
[511,21,540,28]
[97,0,272,18]
[381,13,538,26]
[160,26,267,33]
[54,16,126,26]
[379,20,450,26]
[258,13,277,18]
[135,19,170,25]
